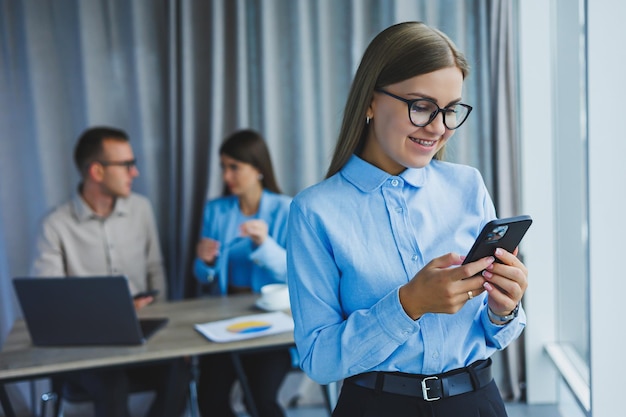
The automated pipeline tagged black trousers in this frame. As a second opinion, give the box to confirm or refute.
[332,379,508,417]
[63,358,189,417]
[197,348,292,417]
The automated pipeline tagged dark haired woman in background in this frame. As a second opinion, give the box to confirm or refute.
[194,129,292,417]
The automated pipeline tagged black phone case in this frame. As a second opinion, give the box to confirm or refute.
[462,215,533,264]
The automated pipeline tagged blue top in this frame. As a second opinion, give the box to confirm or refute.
[194,190,292,294]
[228,211,255,287]
[286,155,526,385]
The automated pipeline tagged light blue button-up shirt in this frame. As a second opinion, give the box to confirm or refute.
[194,190,291,294]
[287,155,526,385]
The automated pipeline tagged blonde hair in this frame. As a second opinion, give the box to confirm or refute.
[326,22,469,178]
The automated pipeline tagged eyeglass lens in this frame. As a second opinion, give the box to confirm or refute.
[99,159,137,171]
[410,100,470,129]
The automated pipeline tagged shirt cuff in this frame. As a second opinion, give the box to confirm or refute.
[373,288,420,344]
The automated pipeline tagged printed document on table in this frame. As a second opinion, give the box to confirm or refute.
[195,311,294,343]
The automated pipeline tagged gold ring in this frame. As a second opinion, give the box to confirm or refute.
[467,290,474,300]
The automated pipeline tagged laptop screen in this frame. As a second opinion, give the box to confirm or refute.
[13,276,168,346]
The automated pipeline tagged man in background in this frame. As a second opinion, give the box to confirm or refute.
[31,126,188,417]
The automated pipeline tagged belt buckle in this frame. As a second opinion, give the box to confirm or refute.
[421,376,441,401]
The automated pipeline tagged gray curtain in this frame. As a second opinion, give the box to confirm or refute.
[0,0,522,413]
[489,0,524,402]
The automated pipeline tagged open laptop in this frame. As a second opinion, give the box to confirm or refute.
[13,276,169,346]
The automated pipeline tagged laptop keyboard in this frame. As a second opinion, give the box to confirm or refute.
[139,318,169,339]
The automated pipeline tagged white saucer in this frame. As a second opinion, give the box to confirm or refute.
[255,298,290,312]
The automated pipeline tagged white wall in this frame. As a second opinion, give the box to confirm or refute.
[587,1,626,416]
[520,0,626,415]
[518,0,558,404]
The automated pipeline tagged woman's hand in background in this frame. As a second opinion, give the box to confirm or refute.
[197,237,220,265]
[240,219,269,246]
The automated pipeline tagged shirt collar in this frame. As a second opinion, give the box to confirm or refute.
[71,192,129,222]
[341,154,427,192]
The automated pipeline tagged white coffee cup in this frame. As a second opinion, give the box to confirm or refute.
[259,283,290,310]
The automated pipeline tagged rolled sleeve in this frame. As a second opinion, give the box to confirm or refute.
[249,237,287,278]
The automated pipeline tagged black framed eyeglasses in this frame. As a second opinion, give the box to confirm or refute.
[375,89,472,130]
[97,159,137,172]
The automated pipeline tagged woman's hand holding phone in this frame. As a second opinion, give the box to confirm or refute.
[399,253,495,320]
[400,250,527,322]
[400,215,531,321]
[462,215,532,321]
[480,247,528,321]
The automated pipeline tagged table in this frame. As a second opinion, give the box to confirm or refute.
[0,294,295,417]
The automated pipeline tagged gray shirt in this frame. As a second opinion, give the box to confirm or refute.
[31,192,167,300]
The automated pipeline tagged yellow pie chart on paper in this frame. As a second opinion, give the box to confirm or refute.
[226,320,272,334]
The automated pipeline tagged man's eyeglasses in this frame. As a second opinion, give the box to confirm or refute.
[97,159,137,172]
[375,89,472,130]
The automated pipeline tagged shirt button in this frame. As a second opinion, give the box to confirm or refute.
[432,351,439,359]
[395,207,402,213]
[391,179,399,186]
[411,254,419,261]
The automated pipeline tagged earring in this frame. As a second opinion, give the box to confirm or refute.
[366,116,371,125]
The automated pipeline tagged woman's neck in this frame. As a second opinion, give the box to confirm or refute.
[237,186,263,216]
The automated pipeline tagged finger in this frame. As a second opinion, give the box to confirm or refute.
[485,260,527,290]
[240,224,254,237]
[494,248,524,270]
[483,281,518,312]
[200,237,219,248]
[429,252,464,268]
[483,271,525,302]
[133,297,153,310]
[461,283,486,303]
[483,261,526,297]
[454,256,495,282]
[461,275,485,290]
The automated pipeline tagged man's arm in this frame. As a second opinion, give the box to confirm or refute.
[143,202,167,301]
[31,218,66,277]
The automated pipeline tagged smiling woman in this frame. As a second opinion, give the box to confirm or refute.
[287,21,527,417]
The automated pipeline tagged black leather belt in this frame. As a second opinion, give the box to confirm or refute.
[346,359,492,401]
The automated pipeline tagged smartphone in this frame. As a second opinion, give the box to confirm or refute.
[133,289,159,299]
[462,215,533,265]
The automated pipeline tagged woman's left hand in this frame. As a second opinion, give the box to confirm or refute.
[482,247,528,317]
[240,219,269,246]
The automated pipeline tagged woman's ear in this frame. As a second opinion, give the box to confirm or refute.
[365,109,374,125]
[366,99,375,121]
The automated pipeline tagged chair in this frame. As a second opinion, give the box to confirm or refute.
[286,347,338,416]
[40,376,155,417]
[41,373,198,417]
[321,381,339,413]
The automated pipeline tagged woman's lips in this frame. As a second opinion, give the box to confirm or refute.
[409,136,437,147]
